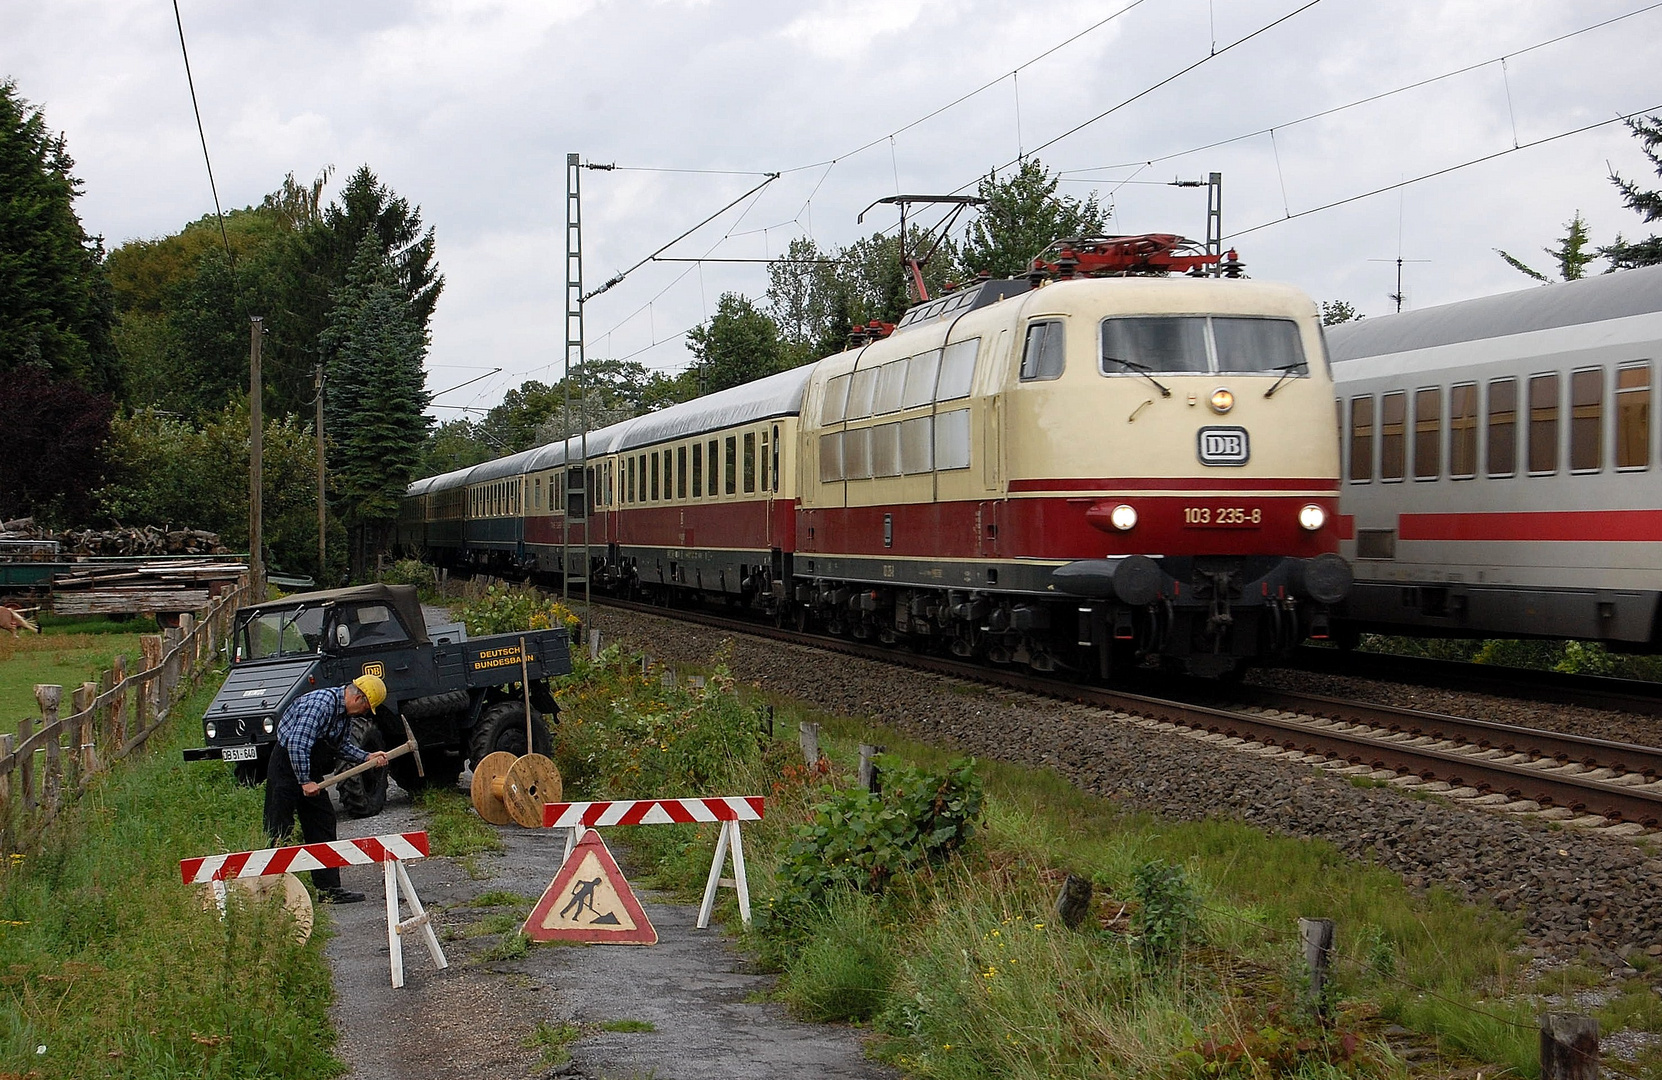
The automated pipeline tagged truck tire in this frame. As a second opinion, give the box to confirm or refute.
[469,701,552,768]
[337,718,388,818]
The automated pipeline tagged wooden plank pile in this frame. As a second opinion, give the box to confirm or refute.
[52,559,248,616]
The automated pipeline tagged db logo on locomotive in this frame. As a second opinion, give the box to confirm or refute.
[1196,426,1250,466]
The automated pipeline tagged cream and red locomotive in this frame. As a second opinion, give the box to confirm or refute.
[401,236,1351,677]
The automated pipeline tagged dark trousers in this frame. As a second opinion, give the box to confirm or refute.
[263,742,341,891]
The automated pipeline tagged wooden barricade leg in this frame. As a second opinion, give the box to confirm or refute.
[730,821,751,927]
[698,821,752,929]
[394,862,447,972]
[385,861,404,988]
[384,860,447,988]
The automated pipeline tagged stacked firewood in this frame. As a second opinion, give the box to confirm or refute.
[0,519,228,557]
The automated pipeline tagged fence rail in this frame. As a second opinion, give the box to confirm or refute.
[0,576,249,844]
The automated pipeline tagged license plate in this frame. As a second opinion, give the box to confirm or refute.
[1182,506,1262,528]
[222,745,258,762]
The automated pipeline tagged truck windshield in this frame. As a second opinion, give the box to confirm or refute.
[241,606,323,660]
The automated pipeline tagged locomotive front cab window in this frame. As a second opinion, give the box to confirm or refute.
[1414,387,1441,480]
[1488,378,1517,477]
[1450,382,1478,479]
[1617,362,1651,470]
[1349,396,1374,483]
[1212,317,1305,374]
[1021,320,1067,381]
[1570,367,1604,473]
[1099,317,1207,376]
[1379,391,1406,482]
[1528,373,1560,475]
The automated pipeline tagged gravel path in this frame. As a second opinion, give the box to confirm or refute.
[591,605,1662,966]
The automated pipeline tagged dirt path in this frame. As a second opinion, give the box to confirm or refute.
[323,783,896,1080]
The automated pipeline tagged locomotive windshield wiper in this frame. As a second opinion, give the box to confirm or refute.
[1262,360,1308,399]
[1103,355,1171,397]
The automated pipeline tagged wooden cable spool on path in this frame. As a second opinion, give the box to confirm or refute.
[198,873,314,944]
[469,637,562,828]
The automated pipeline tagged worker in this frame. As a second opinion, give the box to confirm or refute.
[264,674,390,903]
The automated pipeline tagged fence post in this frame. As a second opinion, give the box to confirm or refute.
[110,655,128,749]
[858,744,884,794]
[34,685,62,811]
[0,733,13,808]
[799,721,821,767]
[17,716,34,811]
[1299,917,1336,1020]
[161,626,183,715]
[179,614,196,681]
[1540,1013,1599,1080]
[589,628,601,660]
[72,682,96,778]
[140,634,163,723]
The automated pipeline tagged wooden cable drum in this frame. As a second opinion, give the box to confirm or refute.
[469,751,519,826]
[199,872,314,944]
[503,753,562,829]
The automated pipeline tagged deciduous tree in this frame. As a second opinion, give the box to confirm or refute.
[958,158,1106,280]
[685,293,790,395]
[0,367,112,523]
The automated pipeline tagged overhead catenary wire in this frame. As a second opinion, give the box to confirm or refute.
[171,0,233,272]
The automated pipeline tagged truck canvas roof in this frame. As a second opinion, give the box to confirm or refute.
[242,583,428,646]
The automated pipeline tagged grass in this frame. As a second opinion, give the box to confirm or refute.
[0,667,343,1078]
[0,622,154,735]
[599,1019,656,1033]
[476,931,530,962]
[413,787,504,858]
[523,1021,581,1068]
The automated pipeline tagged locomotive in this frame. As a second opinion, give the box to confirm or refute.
[400,236,1352,678]
[1329,262,1662,648]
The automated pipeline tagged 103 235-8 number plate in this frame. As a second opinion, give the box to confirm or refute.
[221,744,259,762]
[1183,505,1262,528]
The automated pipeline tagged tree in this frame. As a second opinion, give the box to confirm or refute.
[318,165,443,332]
[1496,211,1598,282]
[958,158,1106,280]
[321,236,432,575]
[685,293,791,395]
[1601,114,1662,270]
[0,80,116,391]
[528,359,696,445]
[1320,300,1361,325]
[420,417,496,476]
[0,367,112,523]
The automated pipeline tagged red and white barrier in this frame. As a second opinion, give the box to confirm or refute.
[541,796,764,829]
[180,831,445,988]
[540,796,765,929]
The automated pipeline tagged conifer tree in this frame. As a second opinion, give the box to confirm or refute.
[1602,114,1662,270]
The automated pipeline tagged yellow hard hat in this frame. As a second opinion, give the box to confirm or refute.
[351,674,387,710]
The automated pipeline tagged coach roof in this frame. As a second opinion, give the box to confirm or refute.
[1328,263,1662,362]
[610,364,813,453]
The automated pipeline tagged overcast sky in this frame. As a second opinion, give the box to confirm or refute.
[8,1,1662,417]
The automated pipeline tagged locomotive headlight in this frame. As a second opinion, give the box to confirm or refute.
[1298,503,1327,531]
[205,721,217,740]
[1109,503,1138,531]
[1209,388,1234,414]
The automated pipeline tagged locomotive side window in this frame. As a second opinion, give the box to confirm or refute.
[872,423,901,477]
[1487,378,1517,476]
[1022,321,1067,380]
[1570,367,1603,473]
[743,432,757,493]
[1349,396,1374,482]
[1528,373,1559,475]
[847,367,879,419]
[725,436,737,494]
[875,359,908,414]
[1379,391,1406,482]
[843,427,871,479]
[1617,362,1651,469]
[1449,382,1478,479]
[1212,317,1305,374]
[822,374,851,423]
[818,432,842,483]
[937,338,980,400]
[1099,317,1206,375]
[904,350,939,408]
[935,408,972,470]
[900,416,934,474]
[1413,387,1441,480]
[692,442,703,497]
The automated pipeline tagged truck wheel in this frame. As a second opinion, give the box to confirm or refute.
[233,758,268,786]
[337,718,388,818]
[469,701,552,767]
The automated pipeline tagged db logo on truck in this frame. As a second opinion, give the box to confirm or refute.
[361,662,385,678]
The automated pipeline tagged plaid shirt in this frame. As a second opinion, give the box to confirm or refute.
[277,686,368,782]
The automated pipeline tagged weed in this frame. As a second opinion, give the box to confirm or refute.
[468,889,536,908]
[523,1020,581,1067]
[477,931,530,962]
[599,1019,657,1033]
[1132,859,1200,969]
[462,913,523,938]
[782,890,896,1022]
[415,787,504,857]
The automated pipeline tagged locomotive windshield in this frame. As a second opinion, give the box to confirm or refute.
[1100,316,1306,376]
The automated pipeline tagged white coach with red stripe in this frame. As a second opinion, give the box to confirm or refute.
[540,797,765,929]
[180,831,446,988]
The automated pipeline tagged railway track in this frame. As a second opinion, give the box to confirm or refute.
[596,597,1662,831]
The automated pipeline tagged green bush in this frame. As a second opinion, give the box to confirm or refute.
[378,557,437,598]
[452,583,579,638]
[1131,859,1199,969]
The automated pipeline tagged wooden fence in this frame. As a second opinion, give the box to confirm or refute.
[0,576,250,846]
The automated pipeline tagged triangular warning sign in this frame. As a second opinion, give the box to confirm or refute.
[524,830,657,945]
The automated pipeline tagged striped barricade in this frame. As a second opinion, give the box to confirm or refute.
[180,831,446,988]
[540,797,766,929]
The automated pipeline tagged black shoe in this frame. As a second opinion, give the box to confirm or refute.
[319,888,366,904]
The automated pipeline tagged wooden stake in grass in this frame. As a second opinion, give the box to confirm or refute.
[1539,1013,1599,1080]
[1299,917,1335,1021]
[1054,874,1094,930]
[858,744,883,794]
[799,722,820,768]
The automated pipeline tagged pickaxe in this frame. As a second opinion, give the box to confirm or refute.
[317,714,423,791]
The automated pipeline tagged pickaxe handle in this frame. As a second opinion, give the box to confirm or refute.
[315,715,423,791]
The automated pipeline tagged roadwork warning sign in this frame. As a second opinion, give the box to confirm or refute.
[524,831,657,945]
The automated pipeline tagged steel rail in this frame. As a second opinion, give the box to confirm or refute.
[596,598,1662,826]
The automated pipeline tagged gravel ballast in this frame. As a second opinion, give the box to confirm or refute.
[591,606,1662,966]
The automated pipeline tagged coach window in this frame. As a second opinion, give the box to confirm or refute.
[534,477,542,509]
[771,424,781,490]
[725,436,738,494]
[708,439,719,497]
[1413,387,1441,480]
[759,430,770,491]
[627,456,636,503]
[1487,378,1517,476]
[691,442,703,497]
[1021,320,1066,381]
[1570,368,1604,473]
[1349,397,1374,482]
[1379,391,1406,482]
[650,452,660,501]
[1528,373,1560,474]
[1449,382,1478,479]
[743,432,757,493]
[1617,362,1651,469]
[676,446,687,499]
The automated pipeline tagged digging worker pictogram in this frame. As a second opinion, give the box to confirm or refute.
[264,674,390,904]
[560,876,605,922]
